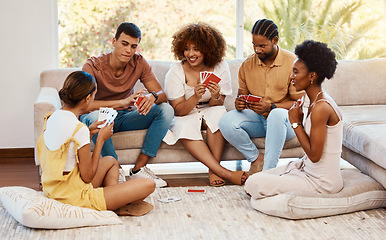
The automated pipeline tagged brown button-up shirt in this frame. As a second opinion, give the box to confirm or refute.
[238,47,302,104]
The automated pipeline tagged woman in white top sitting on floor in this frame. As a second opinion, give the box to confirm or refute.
[163,22,248,186]
[37,71,155,216]
[245,40,344,198]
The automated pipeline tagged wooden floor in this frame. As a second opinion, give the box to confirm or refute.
[0,158,41,191]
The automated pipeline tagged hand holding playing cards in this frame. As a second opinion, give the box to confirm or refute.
[247,100,271,115]
[97,122,114,142]
[289,98,304,124]
[120,89,147,110]
[207,81,221,100]
[235,96,247,111]
[194,83,206,100]
[89,119,106,138]
[135,92,156,116]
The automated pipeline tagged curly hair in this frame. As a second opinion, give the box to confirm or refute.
[171,22,226,68]
[295,40,338,85]
[59,71,96,107]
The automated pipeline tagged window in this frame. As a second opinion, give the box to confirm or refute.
[58,0,385,68]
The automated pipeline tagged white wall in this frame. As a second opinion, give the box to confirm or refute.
[0,0,58,148]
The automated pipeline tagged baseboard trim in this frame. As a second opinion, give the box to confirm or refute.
[0,148,34,158]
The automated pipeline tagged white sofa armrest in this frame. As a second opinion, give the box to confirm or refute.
[34,87,61,165]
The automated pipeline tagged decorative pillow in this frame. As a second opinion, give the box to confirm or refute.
[0,186,122,229]
[250,169,386,219]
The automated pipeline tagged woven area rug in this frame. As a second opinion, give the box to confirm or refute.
[1,185,385,240]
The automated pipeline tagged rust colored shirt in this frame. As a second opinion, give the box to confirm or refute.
[238,47,302,104]
[82,52,156,101]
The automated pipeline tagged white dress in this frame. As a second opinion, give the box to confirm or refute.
[163,61,232,145]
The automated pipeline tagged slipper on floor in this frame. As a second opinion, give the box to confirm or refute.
[209,172,226,187]
[116,201,154,216]
[230,171,249,185]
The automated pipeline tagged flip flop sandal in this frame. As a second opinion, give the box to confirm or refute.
[230,171,249,185]
[116,200,154,216]
[209,172,226,187]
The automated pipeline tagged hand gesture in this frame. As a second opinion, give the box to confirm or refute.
[247,100,271,115]
[207,81,221,100]
[120,89,148,110]
[89,119,105,138]
[288,101,304,124]
[194,83,206,100]
[136,92,156,115]
[235,96,247,111]
[97,122,114,142]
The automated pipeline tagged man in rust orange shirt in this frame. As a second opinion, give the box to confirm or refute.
[81,22,174,188]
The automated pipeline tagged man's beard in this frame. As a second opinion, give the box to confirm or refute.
[257,47,275,61]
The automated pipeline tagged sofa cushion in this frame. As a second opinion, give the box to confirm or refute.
[340,105,386,169]
[250,169,386,219]
[0,186,122,229]
[323,58,386,106]
[102,130,301,151]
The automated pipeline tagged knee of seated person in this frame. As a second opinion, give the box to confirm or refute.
[143,178,156,192]
[80,110,99,125]
[219,112,237,130]
[267,108,288,122]
[158,102,174,117]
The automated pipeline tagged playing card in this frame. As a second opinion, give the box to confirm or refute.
[202,72,221,87]
[186,189,206,193]
[297,96,305,107]
[135,95,145,109]
[158,196,182,203]
[97,107,117,128]
[238,94,248,100]
[106,109,117,124]
[247,95,262,102]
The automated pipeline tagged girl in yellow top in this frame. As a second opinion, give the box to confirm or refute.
[37,71,155,216]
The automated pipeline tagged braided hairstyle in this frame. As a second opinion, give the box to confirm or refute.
[251,19,279,40]
[295,40,338,85]
[59,71,96,107]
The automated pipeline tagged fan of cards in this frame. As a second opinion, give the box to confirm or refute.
[200,71,221,87]
[97,107,117,128]
[134,95,145,109]
[239,94,262,102]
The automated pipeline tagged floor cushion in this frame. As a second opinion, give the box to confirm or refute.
[250,169,386,219]
[0,186,122,229]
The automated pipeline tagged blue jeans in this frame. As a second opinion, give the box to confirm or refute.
[80,103,174,160]
[219,108,295,170]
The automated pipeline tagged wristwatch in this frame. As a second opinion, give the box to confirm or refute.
[150,91,159,102]
[291,122,302,129]
[271,103,277,110]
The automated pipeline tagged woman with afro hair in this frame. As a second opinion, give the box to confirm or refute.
[163,22,248,186]
[245,40,344,199]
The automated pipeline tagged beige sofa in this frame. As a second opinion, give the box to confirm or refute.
[34,59,303,166]
[34,58,386,188]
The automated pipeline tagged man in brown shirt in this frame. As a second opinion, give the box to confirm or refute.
[219,19,304,175]
[81,22,174,187]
